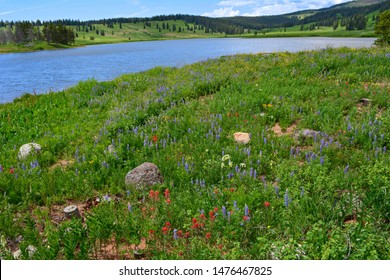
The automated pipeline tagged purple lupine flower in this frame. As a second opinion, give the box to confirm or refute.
[290,147,295,157]
[127,203,132,212]
[103,194,111,202]
[320,156,325,165]
[75,168,79,176]
[344,164,349,174]
[284,189,290,207]
[253,169,257,179]
[274,185,280,198]
[300,187,305,197]
[0,165,3,172]
[227,211,231,222]
[222,206,227,218]
[244,204,249,216]
[75,148,79,160]
[126,190,131,196]
[234,201,239,211]
[173,229,178,240]
[184,163,189,173]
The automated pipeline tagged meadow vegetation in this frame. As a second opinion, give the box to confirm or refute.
[0,46,389,260]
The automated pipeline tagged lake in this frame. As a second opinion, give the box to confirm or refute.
[0,37,376,104]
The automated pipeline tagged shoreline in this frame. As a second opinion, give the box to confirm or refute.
[0,38,378,105]
[0,30,377,54]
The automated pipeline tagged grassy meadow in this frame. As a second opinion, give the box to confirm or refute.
[0,46,389,260]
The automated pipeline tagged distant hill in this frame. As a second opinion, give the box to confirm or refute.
[74,0,388,35]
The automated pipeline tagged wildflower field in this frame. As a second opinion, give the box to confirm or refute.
[0,46,389,260]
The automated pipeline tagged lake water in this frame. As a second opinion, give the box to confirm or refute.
[0,37,375,104]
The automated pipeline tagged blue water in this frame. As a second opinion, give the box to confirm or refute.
[0,37,375,103]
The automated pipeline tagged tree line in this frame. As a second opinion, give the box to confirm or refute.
[0,21,75,45]
[1,0,388,44]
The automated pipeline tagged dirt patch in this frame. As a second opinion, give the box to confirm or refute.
[198,94,214,104]
[271,121,299,137]
[49,159,74,171]
[90,236,149,260]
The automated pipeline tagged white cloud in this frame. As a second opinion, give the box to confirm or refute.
[243,3,299,16]
[218,1,256,7]
[202,7,240,17]
[0,10,14,16]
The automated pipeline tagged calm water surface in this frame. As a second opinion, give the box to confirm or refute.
[0,37,375,103]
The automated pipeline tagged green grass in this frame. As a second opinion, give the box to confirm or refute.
[0,46,389,260]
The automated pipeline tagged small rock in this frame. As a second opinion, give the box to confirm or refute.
[18,143,42,160]
[27,245,36,258]
[234,132,250,144]
[107,144,116,154]
[360,98,370,106]
[64,205,81,219]
[13,249,22,259]
[104,144,116,155]
[125,162,163,191]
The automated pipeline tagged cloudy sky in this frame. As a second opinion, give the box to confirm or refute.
[0,0,351,21]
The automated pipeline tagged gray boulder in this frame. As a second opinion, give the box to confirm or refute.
[125,162,163,190]
[18,143,42,160]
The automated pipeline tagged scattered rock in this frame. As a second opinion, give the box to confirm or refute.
[18,143,42,160]
[360,98,370,106]
[107,144,116,154]
[12,249,22,259]
[27,245,36,258]
[125,162,164,191]
[64,205,82,219]
[234,132,250,144]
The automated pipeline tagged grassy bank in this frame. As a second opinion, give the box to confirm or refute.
[0,47,389,260]
[0,17,379,54]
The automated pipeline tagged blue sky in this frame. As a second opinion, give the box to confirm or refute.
[0,0,351,21]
